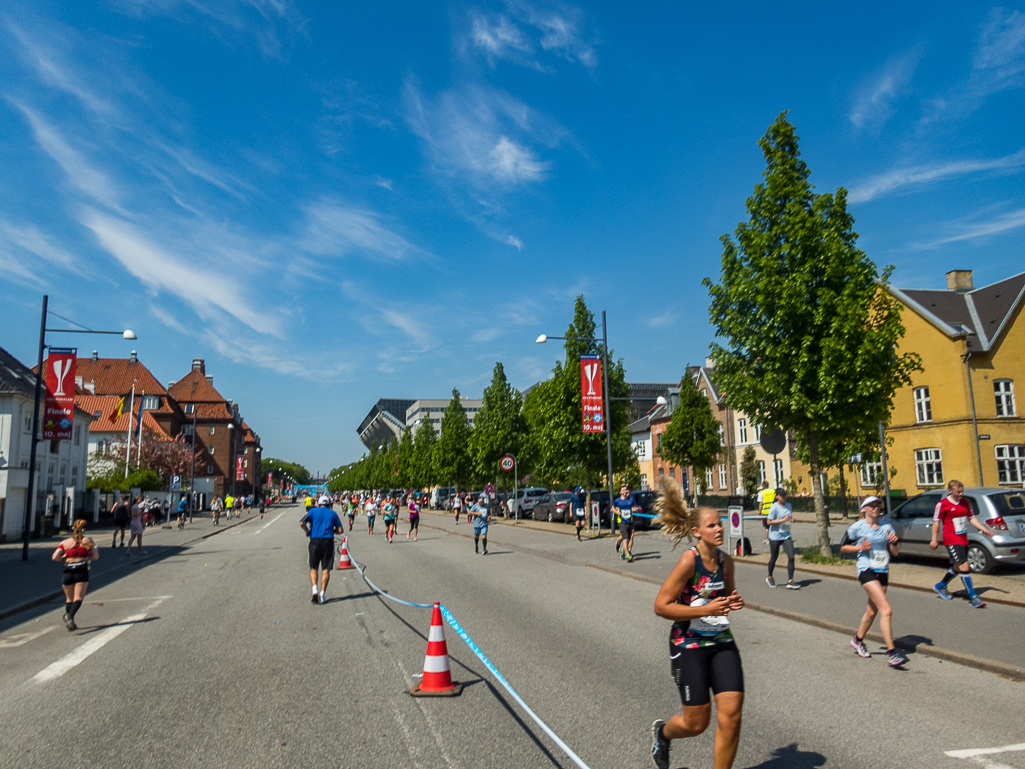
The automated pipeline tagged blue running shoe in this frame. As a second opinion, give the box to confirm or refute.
[933,582,952,600]
[969,595,986,608]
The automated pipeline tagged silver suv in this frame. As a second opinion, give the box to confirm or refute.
[888,487,1025,573]
[507,487,549,518]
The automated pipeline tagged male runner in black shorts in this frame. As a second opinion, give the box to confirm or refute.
[300,496,343,605]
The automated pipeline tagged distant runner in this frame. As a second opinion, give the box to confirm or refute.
[931,479,993,608]
[299,495,343,605]
[383,497,398,543]
[452,492,463,524]
[613,484,640,562]
[407,496,420,541]
[364,497,377,535]
[470,495,490,555]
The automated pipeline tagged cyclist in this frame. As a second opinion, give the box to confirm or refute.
[840,496,907,667]
[931,479,993,608]
[176,496,190,529]
[650,479,744,769]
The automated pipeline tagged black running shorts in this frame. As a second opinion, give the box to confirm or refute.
[308,538,334,570]
[619,520,633,539]
[858,570,889,587]
[670,641,744,707]
[946,543,968,566]
[62,563,89,585]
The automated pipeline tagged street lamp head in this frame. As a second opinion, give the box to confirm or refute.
[535,334,548,344]
[656,396,668,406]
[122,329,137,340]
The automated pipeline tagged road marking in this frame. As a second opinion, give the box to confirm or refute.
[86,595,173,603]
[946,744,1025,769]
[31,597,167,684]
[0,626,56,648]
[255,511,286,534]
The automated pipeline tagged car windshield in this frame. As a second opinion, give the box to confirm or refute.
[552,493,574,501]
[527,490,546,497]
[989,491,1025,517]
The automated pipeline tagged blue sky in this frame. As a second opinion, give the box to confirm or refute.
[1,1,1022,472]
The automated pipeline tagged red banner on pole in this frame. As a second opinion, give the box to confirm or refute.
[579,355,604,433]
[236,455,246,482]
[267,471,273,486]
[43,348,76,440]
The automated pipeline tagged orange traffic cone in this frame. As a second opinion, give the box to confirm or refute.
[409,603,463,697]
[337,536,354,570]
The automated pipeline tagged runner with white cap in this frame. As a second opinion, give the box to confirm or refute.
[299,496,343,605]
[839,496,907,667]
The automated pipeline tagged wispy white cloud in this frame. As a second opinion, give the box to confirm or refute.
[849,49,921,131]
[204,326,352,379]
[300,199,429,261]
[848,148,1025,203]
[522,3,597,68]
[149,305,190,335]
[470,11,532,59]
[467,3,597,69]
[909,207,1025,249]
[0,221,84,275]
[505,234,524,250]
[648,308,677,328]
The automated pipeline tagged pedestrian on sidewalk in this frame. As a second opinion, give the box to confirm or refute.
[765,490,799,590]
[650,478,745,769]
[840,496,906,668]
[930,479,993,608]
[470,495,490,554]
[758,481,774,545]
[53,520,99,631]
[300,495,343,605]
[110,494,130,548]
[127,496,146,556]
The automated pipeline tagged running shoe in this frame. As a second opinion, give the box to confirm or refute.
[318,593,326,605]
[969,595,986,608]
[933,582,953,600]
[765,576,776,588]
[482,550,488,556]
[850,635,870,658]
[474,544,479,554]
[886,649,908,667]
[620,551,626,560]
[650,719,670,769]
[785,582,801,590]
[66,619,76,632]
[311,592,318,604]
[626,553,634,562]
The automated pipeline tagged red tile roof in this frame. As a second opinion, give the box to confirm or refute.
[74,357,167,397]
[75,394,170,436]
[168,368,226,403]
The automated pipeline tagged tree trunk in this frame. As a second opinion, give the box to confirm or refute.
[838,466,849,520]
[807,432,832,558]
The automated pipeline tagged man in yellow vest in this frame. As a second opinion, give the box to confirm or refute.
[759,481,775,544]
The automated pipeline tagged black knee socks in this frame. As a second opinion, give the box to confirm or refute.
[941,569,957,586]
[69,600,82,619]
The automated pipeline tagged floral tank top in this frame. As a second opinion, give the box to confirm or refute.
[670,546,734,649]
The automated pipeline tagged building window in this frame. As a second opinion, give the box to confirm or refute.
[141,395,160,410]
[753,424,762,442]
[774,458,784,486]
[24,414,32,432]
[914,387,932,423]
[995,380,1016,417]
[757,460,766,485]
[59,464,67,484]
[737,418,747,444]
[656,433,663,449]
[71,466,78,484]
[640,474,648,490]
[73,425,81,446]
[208,447,215,454]
[207,464,214,474]
[860,462,883,486]
[915,448,943,486]
[718,464,727,488]
[209,425,216,435]
[670,467,676,480]
[182,424,195,436]
[705,467,713,488]
[995,445,1025,484]
[718,423,724,446]
[658,468,664,477]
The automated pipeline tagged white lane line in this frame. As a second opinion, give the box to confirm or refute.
[31,597,167,684]
[85,595,173,603]
[947,746,1025,759]
[0,626,56,649]
[254,511,286,534]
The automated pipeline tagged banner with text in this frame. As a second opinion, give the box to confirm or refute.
[236,455,246,482]
[43,348,77,440]
[579,354,604,433]
[267,471,273,487]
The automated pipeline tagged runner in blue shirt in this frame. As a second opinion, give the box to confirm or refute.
[469,496,490,555]
[765,490,799,589]
[299,496,343,605]
[839,496,907,667]
[613,484,640,562]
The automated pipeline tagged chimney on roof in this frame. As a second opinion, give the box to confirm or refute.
[946,270,974,293]
[86,380,95,394]
[168,380,176,388]
[91,350,98,361]
[129,350,137,363]
[704,357,716,369]
[75,376,83,389]
[205,375,213,384]
[192,358,205,374]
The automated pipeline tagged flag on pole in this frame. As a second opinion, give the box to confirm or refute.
[109,396,125,424]
[134,393,145,438]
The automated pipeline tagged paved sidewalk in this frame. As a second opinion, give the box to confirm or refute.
[0,506,289,620]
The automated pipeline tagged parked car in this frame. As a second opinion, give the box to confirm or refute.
[548,492,579,522]
[888,487,1025,573]
[631,490,661,530]
[507,487,549,518]
[430,487,456,509]
[529,492,557,521]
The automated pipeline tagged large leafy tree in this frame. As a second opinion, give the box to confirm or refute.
[88,431,193,490]
[434,389,473,490]
[523,295,634,509]
[739,446,760,498]
[262,457,311,486]
[411,418,438,488]
[469,362,527,490]
[395,426,414,489]
[658,373,723,491]
[704,113,920,556]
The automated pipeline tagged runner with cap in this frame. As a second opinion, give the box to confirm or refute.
[930,479,993,608]
[299,496,343,605]
[470,495,490,555]
[840,496,907,667]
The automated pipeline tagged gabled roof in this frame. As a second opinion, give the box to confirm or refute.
[74,394,170,436]
[73,356,167,396]
[168,367,227,403]
[0,344,38,398]
[894,271,1025,352]
[692,366,722,404]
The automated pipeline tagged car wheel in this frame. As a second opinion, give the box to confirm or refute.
[967,543,995,574]
[547,510,554,522]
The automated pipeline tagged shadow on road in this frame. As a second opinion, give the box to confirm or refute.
[894,633,933,653]
[76,616,161,635]
[631,552,661,561]
[743,742,827,768]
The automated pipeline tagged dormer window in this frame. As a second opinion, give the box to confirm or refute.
[142,395,160,410]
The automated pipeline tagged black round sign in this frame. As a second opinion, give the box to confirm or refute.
[760,428,786,455]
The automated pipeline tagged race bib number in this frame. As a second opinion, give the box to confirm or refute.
[870,548,890,572]
[953,516,968,535]
[689,597,730,636]
[778,519,790,534]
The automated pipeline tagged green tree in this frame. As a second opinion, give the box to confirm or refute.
[739,446,760,498]
[395,426,414,489]
[704,113,920,556]
[261,458,311,486]
[658,373,723,491]
[469,362,527,491]
[435,389,473,491]
[523,296,634,511]
[412,418,438,488]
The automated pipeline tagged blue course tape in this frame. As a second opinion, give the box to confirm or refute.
[343,538,592,769]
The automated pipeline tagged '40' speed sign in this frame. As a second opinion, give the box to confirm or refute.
[500,455,516,472]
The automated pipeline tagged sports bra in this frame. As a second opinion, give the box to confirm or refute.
[62,541,91,559]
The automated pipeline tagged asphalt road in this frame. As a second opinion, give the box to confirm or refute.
[1,504,1023,769]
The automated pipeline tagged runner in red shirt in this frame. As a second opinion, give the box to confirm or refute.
[930,479,993,607]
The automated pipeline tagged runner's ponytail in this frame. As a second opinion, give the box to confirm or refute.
[655,477,703,547]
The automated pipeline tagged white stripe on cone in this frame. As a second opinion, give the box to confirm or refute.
[428,624,445,642]
[423,655,451,673]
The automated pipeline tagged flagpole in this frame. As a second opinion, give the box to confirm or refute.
[135,391,145,469]
[124,383,135,478]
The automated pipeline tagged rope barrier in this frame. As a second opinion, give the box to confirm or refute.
[343,538,592,769]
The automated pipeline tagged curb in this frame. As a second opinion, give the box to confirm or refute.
[0,513,260,623]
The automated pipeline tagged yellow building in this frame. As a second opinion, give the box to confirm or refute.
[882,269,1025,495]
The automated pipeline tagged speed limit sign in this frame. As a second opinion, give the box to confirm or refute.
[500,454,516,472]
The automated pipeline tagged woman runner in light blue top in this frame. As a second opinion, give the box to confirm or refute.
[839,496,906,667]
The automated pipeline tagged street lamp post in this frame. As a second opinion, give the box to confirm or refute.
[227,422,236,499]
[22,295,136,560]
[536,310,615,538]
